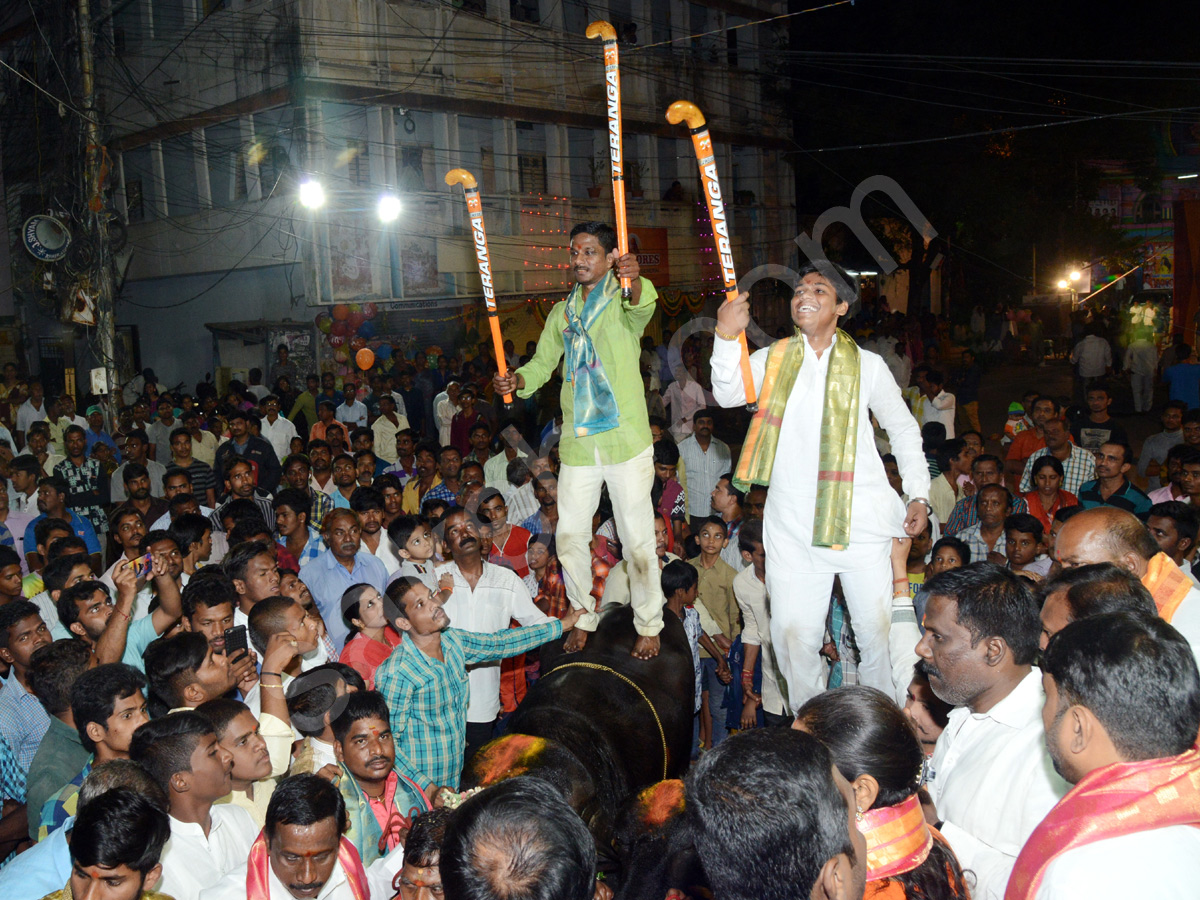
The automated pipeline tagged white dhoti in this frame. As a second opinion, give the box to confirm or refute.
[763,487,902,711]
[711,331,930,713]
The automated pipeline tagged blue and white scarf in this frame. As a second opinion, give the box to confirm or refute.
[562,273,621,437]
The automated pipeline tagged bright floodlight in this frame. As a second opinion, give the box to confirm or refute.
[299,180,326,209]
[1057,279,1069,290]
[377,194,402,223]
[1069,270,1081,282]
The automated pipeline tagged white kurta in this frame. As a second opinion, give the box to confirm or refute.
[437,560,550,723]
[929,669,1069,900]
[201,858,365,900]
[711,333,929,709]
[711,333,929,572]
[1034,826,1200,900]
[159,805,260,900]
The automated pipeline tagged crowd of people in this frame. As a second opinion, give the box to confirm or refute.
[0,221,1194,900]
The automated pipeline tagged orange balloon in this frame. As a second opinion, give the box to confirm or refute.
[331,304,350,321]
[355,348,376,370]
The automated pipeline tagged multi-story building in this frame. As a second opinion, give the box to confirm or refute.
[12,0,800,384]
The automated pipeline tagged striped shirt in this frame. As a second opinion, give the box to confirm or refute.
[375,621,563,790]
[944,492,1030,537]
[676,435,731,517]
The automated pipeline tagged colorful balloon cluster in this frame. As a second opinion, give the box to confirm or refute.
[315,302,387,377]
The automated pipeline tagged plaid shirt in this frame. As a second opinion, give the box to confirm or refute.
[279,526,325,568]
[959,522,1007,565]
[424,482,459,506]
[309,489,334,529]
[1020,445,1097,496]
[943,492,1029,537]
[534,563,569,618]
[375,620,563,791]
[0,675,51,771]
[0,732,25,802]
[53,458,107,535]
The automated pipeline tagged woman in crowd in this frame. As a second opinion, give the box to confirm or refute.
[338,582,401,689]
[795,686,970,900]
[1023,454,1078,533]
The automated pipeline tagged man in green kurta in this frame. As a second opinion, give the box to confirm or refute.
[493,222,663,658]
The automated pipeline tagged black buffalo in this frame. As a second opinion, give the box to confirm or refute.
[461,603,698,894]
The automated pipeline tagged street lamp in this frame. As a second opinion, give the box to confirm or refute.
[1069,270,1081,282]
[298,180,326,209]
[1056,279,1069,290]
[377,194,402,223]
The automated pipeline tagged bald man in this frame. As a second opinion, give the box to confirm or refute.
[1054,506,1200,660]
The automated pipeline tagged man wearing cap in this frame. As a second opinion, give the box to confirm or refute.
[214,409,282,495]
[84,406,121,461]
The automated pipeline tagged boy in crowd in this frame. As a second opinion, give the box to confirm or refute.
[734,519,787,729]
[0,545,24,607]
[388,515,439,591]
[286,662,365,776]
[903,519,934,597]
[170,513,214,576]
[130,712,260,900]
[25,640,93,829]
[142,631,256,717]
[1005,512,1052,581]
[273,488,323,569]
[525,533,566,620]
[224,540,282,629]
[689,516,739,750]
[38,663,149,840]
[662,560,726,750]
[45,789,171,900]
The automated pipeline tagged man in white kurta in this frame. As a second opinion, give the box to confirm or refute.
[711,265,930,712]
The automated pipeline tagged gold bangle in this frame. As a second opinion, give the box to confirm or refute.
[260,683,284,691]
[714,326,741,342]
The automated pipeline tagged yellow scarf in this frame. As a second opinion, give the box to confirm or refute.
[734,329,860,548]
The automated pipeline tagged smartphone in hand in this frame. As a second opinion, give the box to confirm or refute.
[223,624,249,658]
[125,553,154,579]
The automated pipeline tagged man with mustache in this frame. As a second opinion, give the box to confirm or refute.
[436,508,552,766]
[493,222,663,660]
[375,575,581,799]
[200,774,378,900]
[915,564,1068,900]
[300,510,388,651]
[329,690,431,867]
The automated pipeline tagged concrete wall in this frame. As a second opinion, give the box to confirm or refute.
[113,264,304,389]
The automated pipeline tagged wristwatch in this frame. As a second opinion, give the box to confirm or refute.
[909,497,932,515]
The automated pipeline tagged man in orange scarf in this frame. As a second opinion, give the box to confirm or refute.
[1053,506,1200,663]
[1007,611,1200,900]
[200,774,373,900]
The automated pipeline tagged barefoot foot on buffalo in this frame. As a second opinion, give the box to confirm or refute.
[564,628,589,653]
[631,634,660,660]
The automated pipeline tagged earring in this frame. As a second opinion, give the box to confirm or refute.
[855,806,863,822]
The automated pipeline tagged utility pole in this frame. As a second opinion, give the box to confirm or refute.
[75,0,119,420]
